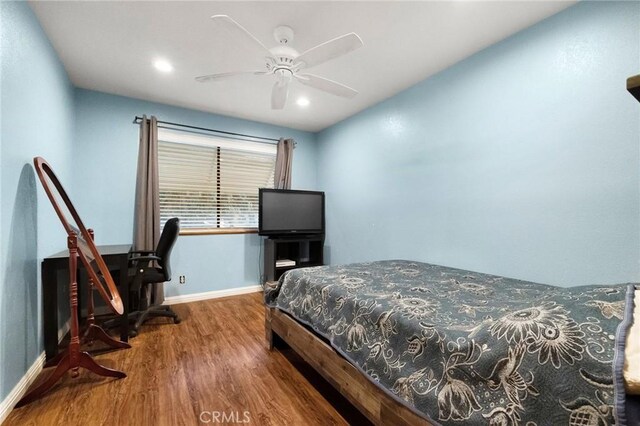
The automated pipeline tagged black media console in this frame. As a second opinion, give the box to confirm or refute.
[263,235,324,282]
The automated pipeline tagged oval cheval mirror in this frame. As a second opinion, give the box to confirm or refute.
[33,157,124,315]
[17,157,128,408]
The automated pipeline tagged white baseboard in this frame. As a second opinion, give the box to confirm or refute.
[0,351,45,425]
[164,284,262,305]
[0,319,71,424]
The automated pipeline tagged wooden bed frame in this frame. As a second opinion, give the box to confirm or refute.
[265,307,431,426]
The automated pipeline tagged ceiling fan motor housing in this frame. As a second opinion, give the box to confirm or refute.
[268,45,299,70]
[269,27,299,70]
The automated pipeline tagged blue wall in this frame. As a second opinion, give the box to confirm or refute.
[317,1,640,286]
[73,89,318,297]
[0,1,75,402]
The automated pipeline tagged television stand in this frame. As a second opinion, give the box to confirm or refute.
[263,235,324,283]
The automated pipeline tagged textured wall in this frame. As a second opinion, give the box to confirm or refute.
[317,1,640,286]
[0,1,75,401]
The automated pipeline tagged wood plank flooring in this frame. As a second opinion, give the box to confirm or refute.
[4,293,370,426]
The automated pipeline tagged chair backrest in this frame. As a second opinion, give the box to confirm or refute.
[156,217,180,281]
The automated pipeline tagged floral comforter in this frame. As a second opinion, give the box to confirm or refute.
[265,260,635,425]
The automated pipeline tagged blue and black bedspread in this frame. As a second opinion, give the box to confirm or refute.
[265,260,636,425]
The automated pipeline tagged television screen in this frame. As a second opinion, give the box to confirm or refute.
[259,189,324,235]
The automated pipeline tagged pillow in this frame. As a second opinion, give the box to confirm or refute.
[624,288,640,394]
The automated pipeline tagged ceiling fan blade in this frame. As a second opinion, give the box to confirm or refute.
[271,81,289,110]
[211,15,273,58]
[295,33,363,69]
[195,71,268,83]
[295,74,358,98]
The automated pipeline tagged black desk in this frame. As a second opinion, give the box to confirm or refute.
[42,244,131,361]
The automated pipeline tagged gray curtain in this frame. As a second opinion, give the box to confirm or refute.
[274,138,294,189]
[133,115,163,303]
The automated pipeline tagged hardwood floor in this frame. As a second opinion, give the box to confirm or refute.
[5,293,370,426]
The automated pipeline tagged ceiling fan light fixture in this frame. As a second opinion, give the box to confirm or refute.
[275,68,293,85]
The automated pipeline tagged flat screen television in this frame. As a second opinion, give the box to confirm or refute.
[259,189,325,236]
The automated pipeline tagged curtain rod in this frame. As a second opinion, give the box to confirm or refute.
[132,116,283,144]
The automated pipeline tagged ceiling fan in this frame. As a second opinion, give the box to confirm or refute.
[196,15,364,109]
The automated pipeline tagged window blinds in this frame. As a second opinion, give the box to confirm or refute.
[157,130,276,230]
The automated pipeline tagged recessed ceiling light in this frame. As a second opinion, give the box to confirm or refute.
[153,59,173,73]
[296,97,310,107]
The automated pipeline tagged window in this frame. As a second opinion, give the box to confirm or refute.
[157,129,276,233]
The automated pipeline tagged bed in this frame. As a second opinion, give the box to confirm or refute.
[265,260,639,425]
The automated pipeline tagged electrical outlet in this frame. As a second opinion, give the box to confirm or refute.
[179,275,186,285]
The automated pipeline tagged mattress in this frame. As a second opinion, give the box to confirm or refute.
[266,260,637,425]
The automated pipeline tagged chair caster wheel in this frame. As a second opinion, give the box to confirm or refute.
[129,330,138,338]
[174,317,181,324]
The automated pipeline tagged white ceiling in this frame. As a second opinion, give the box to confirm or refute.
[29,1,575,132]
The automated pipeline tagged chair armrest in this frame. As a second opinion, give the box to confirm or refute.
[129,250,155,256]
[129,255,162,265]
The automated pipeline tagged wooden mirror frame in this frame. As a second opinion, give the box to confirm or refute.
[33,157,124,315]
[16,157,129,407]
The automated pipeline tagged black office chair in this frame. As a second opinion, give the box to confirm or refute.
[105,217,181,336]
